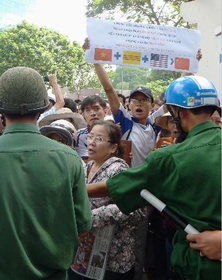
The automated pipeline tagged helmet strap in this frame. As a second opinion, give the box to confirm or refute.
[166,105,188,143]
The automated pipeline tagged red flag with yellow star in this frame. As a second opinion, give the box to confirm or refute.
[94,48,112,62]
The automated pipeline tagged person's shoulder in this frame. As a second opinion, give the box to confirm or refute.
[108,156,129,169]
[37,107,56,123]
[57,144,84,164]
[113,104,131,118]
[77,127,88,135]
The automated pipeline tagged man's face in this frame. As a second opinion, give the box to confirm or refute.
[118,96,125,106]
[150,103,161,114]
[211,110,222,128]
[82,102,106,126]
[167,116,179,139]
[168,105,188,142]
[105,103,112,116]
[130,92,153,122]
[125,98,130,111]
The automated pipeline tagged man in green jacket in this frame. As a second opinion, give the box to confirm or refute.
[86,75,221,280]
[0,67,92,280]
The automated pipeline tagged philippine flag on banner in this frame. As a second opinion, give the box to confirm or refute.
[175,57,190,70]
[94,48,112,62]
[150,53,168,68]
[123,51,141,65]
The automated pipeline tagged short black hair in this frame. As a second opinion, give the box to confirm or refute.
[117,93,126,104]
[64,98,77,112]
[81,95,106,112]
[49,98,55,105]
[74,99,82,104]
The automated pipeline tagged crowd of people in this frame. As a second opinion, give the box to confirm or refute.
[0,43,221,280]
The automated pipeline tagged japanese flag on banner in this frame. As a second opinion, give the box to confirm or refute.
[85,18,201,73]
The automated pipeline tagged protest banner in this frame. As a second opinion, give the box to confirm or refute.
[85,18,201,73]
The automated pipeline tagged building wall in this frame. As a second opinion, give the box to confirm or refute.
[180,0,222,101]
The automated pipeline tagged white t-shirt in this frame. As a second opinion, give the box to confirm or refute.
[113,105,164,167]
[37,106,56,126]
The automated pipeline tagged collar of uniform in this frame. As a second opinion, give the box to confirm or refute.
[3,123,40,135]
[187,121,219,139]
[131,116,151,127]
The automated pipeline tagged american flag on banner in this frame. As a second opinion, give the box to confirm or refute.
[150,53,168,68]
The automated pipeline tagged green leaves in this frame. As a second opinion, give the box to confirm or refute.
[86,0,191,27]
[0,21,100,96]
[111,66,174,99]
[85,0,190,97]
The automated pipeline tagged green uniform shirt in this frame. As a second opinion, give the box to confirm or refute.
[107,122,221,280]
[0,124,92,280]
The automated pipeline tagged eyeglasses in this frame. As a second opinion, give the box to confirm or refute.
[86,134,111,144]
[130,98,151,104]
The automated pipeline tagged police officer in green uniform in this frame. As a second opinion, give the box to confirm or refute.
[0,67,92,280]
[86,76,221,280]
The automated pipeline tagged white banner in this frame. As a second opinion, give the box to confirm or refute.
[85,18,201,73]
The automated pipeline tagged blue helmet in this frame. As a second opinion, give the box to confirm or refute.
[164,76,219,109]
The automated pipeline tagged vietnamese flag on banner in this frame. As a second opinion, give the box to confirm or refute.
[94,48,112,62]
[175,57,190,70]
[123,51,141,65]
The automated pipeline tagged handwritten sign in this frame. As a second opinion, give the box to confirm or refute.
[85,18,201,73]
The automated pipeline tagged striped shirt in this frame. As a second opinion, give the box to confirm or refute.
[75,127,89,159]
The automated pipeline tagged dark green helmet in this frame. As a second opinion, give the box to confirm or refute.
[0,67,50,115]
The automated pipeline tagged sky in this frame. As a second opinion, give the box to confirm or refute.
[0,0,88,44]
[28,0,88,44]
[0,0,167,45]
[34,0,132,44]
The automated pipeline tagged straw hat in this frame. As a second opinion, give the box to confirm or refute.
[38,107,87,130]
[155,112,171,129]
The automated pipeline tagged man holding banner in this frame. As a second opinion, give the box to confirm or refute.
[83,37,169,279]
[86,75,221,280]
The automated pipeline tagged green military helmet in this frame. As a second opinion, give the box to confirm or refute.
[0,66,50,115]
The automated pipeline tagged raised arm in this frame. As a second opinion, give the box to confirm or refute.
[48,74,65,111]
[94,64,120,114]
[82,38,120,115]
